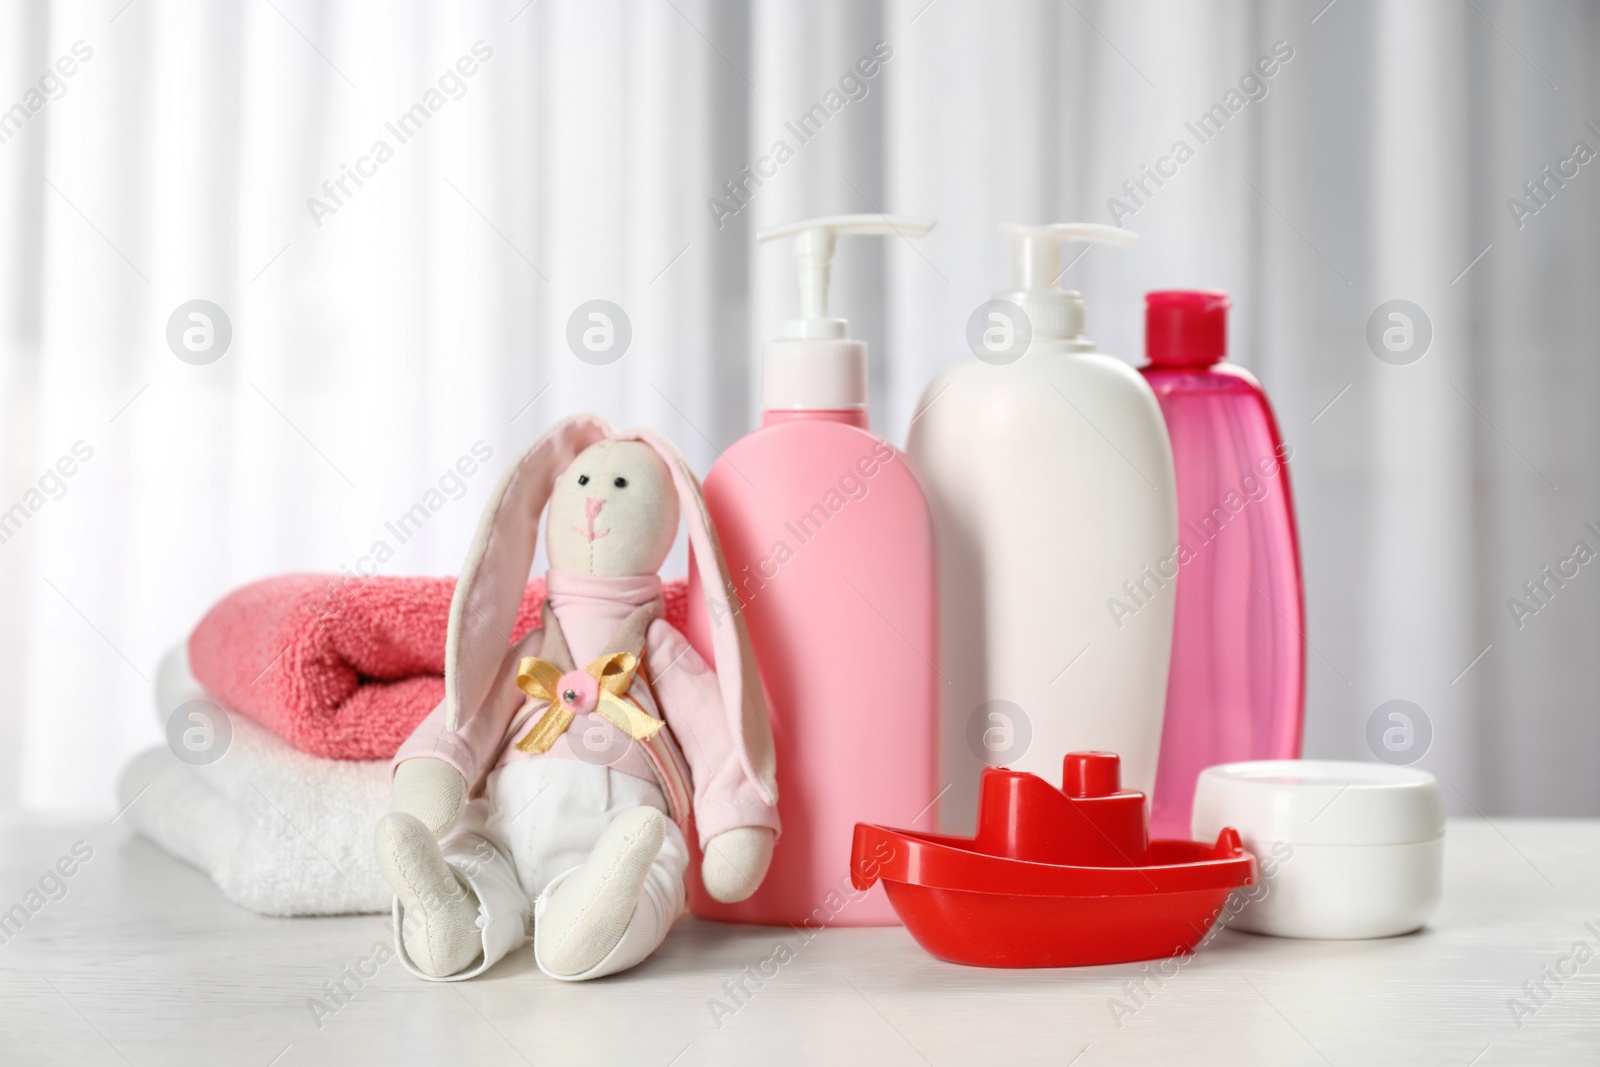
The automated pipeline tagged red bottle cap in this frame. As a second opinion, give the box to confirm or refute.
[1146,289,1230,367]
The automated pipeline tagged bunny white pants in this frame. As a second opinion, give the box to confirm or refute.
[391,758,689,982]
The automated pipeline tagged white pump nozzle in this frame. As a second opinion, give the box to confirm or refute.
[757,214,935,413]
[1005,223,1137,290]
[997,223,1138,349]
[759,214,935,339]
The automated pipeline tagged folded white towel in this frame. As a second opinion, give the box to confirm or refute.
[115,646,392,916]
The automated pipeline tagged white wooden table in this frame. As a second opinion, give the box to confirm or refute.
[0,815,1595,1065]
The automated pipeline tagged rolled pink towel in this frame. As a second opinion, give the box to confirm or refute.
[188,573,689,760]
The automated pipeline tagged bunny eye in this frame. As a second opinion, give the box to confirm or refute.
[613,477,628,488]
[577,474,589,486]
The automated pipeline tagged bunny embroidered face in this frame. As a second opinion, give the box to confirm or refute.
[546,440,679,576]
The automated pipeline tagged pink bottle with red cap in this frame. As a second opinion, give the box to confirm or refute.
[1140,291,1305,839]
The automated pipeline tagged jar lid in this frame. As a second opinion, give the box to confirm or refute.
[1191,760,1444,847]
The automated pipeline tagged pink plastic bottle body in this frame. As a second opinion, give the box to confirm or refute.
[1141,364,1305,839]
[685,411,938,925]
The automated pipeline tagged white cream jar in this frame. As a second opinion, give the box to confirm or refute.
[1191,760,1444,940]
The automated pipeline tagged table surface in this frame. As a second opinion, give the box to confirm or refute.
[0,815,1595,1066]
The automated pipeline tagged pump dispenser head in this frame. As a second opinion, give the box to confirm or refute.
[997,223,1137,352]
[757,214,934,412]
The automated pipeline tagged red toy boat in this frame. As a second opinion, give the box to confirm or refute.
[851,751,1256,968]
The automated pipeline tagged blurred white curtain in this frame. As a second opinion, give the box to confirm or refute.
[1,0,1595,815]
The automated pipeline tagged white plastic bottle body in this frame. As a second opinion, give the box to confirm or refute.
[909,345,1178,833]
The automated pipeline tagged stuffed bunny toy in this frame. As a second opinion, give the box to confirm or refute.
[375,414,778,981]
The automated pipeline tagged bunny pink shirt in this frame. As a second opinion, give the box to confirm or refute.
[393,570,779,845]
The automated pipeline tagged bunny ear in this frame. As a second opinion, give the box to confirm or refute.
[446,414,613,731]
[628,429,778,805]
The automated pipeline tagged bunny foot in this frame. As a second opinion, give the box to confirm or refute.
[376,813,482,977]
[536,806,666,977]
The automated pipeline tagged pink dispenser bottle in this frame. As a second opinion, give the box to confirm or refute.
[1140,291,1305,839]
[685,215,939,925]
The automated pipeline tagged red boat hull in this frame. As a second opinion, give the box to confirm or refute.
[882,880,1243,968]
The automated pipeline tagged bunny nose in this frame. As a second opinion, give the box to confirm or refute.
[574,496,611,542]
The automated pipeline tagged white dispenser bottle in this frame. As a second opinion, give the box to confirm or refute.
[908,223,1178,832]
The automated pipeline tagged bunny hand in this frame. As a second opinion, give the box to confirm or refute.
[700,826,776,903]
[392,757,468,836]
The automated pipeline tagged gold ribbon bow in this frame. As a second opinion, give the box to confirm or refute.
[513,651,664,754]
